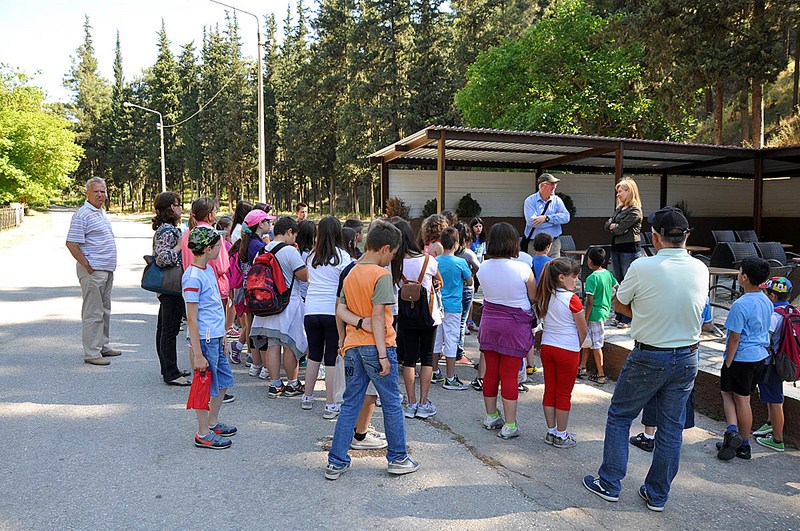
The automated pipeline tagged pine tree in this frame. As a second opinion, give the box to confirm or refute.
[144,20,182,192]
[106,32,138,209]
[63,15,111,181]
[176,41,203,201]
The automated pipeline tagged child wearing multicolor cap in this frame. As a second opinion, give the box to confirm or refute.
[753,276,793,452]
[183,226,237,450]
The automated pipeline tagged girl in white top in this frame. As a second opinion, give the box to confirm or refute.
[394,219,442,419]
[535,258,588,449]
[301,217,352,416]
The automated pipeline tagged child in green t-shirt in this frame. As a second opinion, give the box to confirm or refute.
[577,247,617,384]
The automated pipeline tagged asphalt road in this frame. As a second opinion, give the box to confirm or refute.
[0,210,798,530]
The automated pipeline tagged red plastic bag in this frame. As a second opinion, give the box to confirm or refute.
[186,370,211,411]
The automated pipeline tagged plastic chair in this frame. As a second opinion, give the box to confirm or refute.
[559,235,576,253]
[755,242,798,277]
[712,230,736,245]
[735,230,759,243]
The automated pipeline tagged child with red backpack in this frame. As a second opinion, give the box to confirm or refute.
[753,277,797,452]
[249,216,309,398]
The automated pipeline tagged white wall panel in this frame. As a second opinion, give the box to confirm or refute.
[388,170,798,218]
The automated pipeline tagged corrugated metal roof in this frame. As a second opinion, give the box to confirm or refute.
[369,125,800,178]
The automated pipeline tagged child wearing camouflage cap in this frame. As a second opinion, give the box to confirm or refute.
[183,226,237,449]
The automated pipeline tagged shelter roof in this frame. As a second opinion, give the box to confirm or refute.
[368,126,800,178]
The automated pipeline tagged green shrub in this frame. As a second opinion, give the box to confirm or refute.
[456,193,482,219]
[556,192,577,218]
[422,198,437,218]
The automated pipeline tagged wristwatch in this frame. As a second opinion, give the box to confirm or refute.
[356,318,364,330]
[545,215,550,223]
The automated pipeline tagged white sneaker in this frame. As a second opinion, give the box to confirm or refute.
[351,432,388,450]
[248,364,262,377]
[301,394,314,410]
[483,414,505,430]
[259,367,269,380]
[498,424,521,439]
[404,403,418,418]
[367,425,386,440]
[322,403,340,420]
[415,400,437,419]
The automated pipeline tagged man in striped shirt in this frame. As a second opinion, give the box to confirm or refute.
[66,177,120,366]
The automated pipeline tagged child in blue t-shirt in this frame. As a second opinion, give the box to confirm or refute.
[183,227,237,450]
[753,277,793,453]
[433,228,473,390]
[531,232,553,283]
[717,256,772,461]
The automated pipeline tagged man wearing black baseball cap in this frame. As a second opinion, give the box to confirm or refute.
[522,173,570,258]
[583,206,708,512]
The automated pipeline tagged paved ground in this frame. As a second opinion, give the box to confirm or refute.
[0,210,798,530]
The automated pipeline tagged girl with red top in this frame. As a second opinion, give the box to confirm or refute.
[535,258,588,449]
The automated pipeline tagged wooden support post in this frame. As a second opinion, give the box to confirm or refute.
[660,173,668,208]
[615,144,623,182]
[380,161,389,215]
[754,154,764,236]
[437,132,446,214]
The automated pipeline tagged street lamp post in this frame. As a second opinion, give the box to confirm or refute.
[123,101,167,193]
[210,0,266,204]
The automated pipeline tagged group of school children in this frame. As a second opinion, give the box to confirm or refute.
[175,195,794,477]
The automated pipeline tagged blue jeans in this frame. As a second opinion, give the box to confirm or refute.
[597,346,698,506]
[611,250,640,324]
[328,346,407,466]
[456,286,475,358]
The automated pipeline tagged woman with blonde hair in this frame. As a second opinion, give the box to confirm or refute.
[604,178,643,328]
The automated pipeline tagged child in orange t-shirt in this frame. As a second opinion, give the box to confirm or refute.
[325,220,420,480]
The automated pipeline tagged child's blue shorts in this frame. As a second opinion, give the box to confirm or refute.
[757,364,784,404]
[200,337,234,398]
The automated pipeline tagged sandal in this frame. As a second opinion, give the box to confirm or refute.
[588,374,606,385]
[576,367,588,379]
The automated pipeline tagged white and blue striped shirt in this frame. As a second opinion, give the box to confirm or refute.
[66,202,117,271]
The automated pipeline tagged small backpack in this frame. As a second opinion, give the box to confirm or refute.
[773,305,800,383]
[398,254,435,330]
[229,251,244,290]
[245,243,294,316]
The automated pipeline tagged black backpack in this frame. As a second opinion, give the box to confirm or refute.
[397,254,435,330]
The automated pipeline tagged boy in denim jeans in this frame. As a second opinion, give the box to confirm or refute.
[183,227,237,449]
[326,220,419,479]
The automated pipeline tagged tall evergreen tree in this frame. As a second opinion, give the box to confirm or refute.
[176,41,203,200]
[144,20,182,190]
[63,15,111,181]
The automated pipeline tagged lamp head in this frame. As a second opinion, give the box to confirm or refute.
[123,102,132,107]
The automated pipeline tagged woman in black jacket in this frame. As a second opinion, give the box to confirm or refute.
[604,178,643,328]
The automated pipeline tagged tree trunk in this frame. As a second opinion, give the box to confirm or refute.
[714,81,724,145]
[739,81,751,145]
[752,76,764,148]
[705,89,714,117]
[370,181,376,217]
[793,27,799,114]
[353,184,359,217]
[329,173,335,216]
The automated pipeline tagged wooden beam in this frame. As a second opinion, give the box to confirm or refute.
[380,162,389,214]
[615,144,623,182]
[754,154,764,236]
[539,148,615,169]
[437,132,446,214]
[660,173,668,208]
[380,135,436,163]
[667,156,750,173]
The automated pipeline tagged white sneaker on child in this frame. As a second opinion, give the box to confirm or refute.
[248,364,262,377]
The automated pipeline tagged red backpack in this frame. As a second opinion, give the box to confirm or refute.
[245,243,294,316]
[773,305,800,383]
